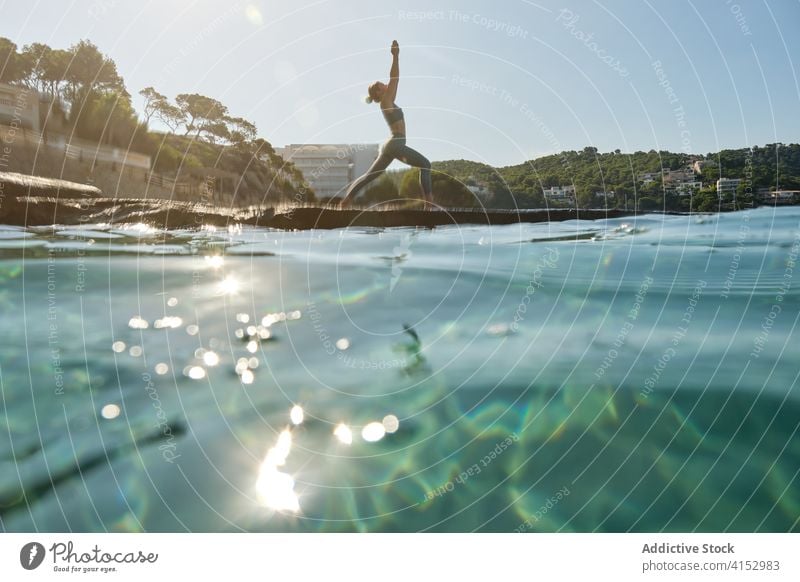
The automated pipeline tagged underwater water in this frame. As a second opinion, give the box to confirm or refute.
[0,207,798,532]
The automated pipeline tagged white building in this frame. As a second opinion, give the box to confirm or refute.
[717,178,742,196]
[763,190,799,204]
[277,143,380,199]
[0,82,39,131]
[543,184,576,204]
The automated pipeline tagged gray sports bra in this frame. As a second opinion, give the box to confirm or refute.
[382,103,404,127]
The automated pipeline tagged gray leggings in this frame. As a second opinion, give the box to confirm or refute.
[344,135,431,200]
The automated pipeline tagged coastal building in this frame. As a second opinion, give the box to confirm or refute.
[277,143,380,199]
[661,167,702,196]
[0,82,40,131]
[762,190,800,204]
[716,178,742,196]
[663,168,696,184]
[543,184,576,204]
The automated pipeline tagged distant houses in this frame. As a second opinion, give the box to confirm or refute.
[634,163,765,200]
[664,167,702,196]
[716,178,742,196]
[760,189,800,204]
[663,168,695,184]
[543,184,576,205]
[502,156,796,209]
[637,165,702,196]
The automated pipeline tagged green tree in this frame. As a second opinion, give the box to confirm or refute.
[155,101,185,133]
[18,42,53,91]
[694,189,719,212]
[63,40,123,104]
[363,174,399,204]
[73,89,140,147]
[0,37,25,83]
[577,185,598,208]
[202,120,230,144]
[62,40,126,141]
[431,171,476,207]
[485,173,515,208]
[399,169,422,200]
[39,47,71,97]
[175,93,228,138]
[734,182,753,209]
[637,196,661,211]
[226,116,257,146]
[139,86,168,125]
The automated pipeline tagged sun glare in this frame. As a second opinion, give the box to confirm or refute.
[217,275,241,296]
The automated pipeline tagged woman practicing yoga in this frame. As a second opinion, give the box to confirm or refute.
[339,40,433,208]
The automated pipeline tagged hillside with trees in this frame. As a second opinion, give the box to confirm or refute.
[0,37,309,203]
[434,144,800,211]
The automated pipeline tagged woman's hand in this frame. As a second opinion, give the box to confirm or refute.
[391,40,399,56]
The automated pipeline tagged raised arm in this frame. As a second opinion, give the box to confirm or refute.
[384,40,399,103]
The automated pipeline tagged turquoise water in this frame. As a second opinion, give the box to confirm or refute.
[0,207,798,532]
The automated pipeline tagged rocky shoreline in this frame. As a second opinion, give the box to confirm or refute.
[1,171,639,229]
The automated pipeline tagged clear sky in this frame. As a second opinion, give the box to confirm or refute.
[3,0,799,167]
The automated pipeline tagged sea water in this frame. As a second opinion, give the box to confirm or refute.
[0,207,798,532]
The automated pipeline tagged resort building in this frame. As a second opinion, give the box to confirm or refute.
[716,178,742,196]
[543,184,576,204]
[277,143,380,199]
[761,190,800,204]
[663,167,696,184]
[660,166,702,196]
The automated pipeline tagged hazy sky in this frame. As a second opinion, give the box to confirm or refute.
[3,0,799,166]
